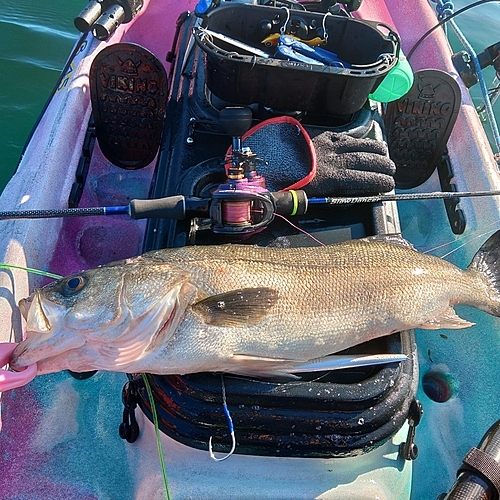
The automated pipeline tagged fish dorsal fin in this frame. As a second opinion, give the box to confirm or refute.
[360,234,417,251]
[192,287,279,327]
[418,306,475,330]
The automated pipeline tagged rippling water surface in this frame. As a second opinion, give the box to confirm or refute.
[0,0,80,192]
[0,0,499,193]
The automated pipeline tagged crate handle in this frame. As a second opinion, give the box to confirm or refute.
[363,20,401,58]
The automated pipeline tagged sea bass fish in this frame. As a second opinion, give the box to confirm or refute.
[9,231,500,377]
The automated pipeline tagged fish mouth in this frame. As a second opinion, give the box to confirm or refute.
[10,291,85,371]
[10,341,45,372]
[10,330,86,373]
[27,346,97,375]
[11,282,195,375]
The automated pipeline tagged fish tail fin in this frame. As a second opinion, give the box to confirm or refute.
[466,229,500,316]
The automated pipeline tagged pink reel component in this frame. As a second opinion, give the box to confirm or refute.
[0,343,37,392]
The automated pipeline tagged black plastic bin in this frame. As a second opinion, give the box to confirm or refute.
[194,4,399,116]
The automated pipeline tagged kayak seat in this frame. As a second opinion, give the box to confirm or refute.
[384,69,461,189]
[89,42,168,170]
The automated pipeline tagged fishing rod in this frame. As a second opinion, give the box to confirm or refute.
[1,188,499,222]
[307,189,500,205]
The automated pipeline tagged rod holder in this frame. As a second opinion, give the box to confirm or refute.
[74,0,144,40]
[74,0,113,33]
[92,4,126,41]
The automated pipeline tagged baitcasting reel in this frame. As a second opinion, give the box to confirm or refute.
[129,107,309,237]
[210,107,274,236]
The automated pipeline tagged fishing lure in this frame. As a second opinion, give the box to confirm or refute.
[276,35,350,67]
[261,33,326,47]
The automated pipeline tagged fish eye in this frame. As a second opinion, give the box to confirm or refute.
[61,275,87,296]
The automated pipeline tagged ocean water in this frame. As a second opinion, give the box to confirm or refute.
[0,0,499,193]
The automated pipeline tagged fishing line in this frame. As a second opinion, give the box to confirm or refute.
[142,374,171,500]
[439,225,500,259]
[274,213,326,247]
[0,263,62,280]
[422,219,500,258]
[209,374,236,462]
[407,0,500,61]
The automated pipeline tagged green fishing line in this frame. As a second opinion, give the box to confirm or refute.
[0,263,62,279]
[143,374,171,500]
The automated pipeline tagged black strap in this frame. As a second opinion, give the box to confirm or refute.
[458,446,500,496]
[119,381,140,443]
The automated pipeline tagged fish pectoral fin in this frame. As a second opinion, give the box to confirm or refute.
[192,288,279,327]
[418,307,475,330]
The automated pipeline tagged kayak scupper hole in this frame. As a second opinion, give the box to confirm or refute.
[422,370,457,403]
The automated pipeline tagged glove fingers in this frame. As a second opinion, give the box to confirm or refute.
[334,152,396,175]
[329,133,389,156]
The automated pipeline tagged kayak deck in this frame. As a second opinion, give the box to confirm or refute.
[1,1,500,499]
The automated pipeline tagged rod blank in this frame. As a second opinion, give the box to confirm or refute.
[308,189,500,206]
[0,206,128,220]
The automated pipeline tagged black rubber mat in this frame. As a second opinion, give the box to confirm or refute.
[384,69,461,189]
[90,42,168,169]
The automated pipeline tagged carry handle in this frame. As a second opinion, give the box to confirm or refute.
[363,20,401,58]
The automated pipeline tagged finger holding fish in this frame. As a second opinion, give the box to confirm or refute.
[0,343,37,392]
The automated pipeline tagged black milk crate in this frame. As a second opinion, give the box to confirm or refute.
[194,4,399,116]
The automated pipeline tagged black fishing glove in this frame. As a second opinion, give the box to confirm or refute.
[304,131,396,197]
